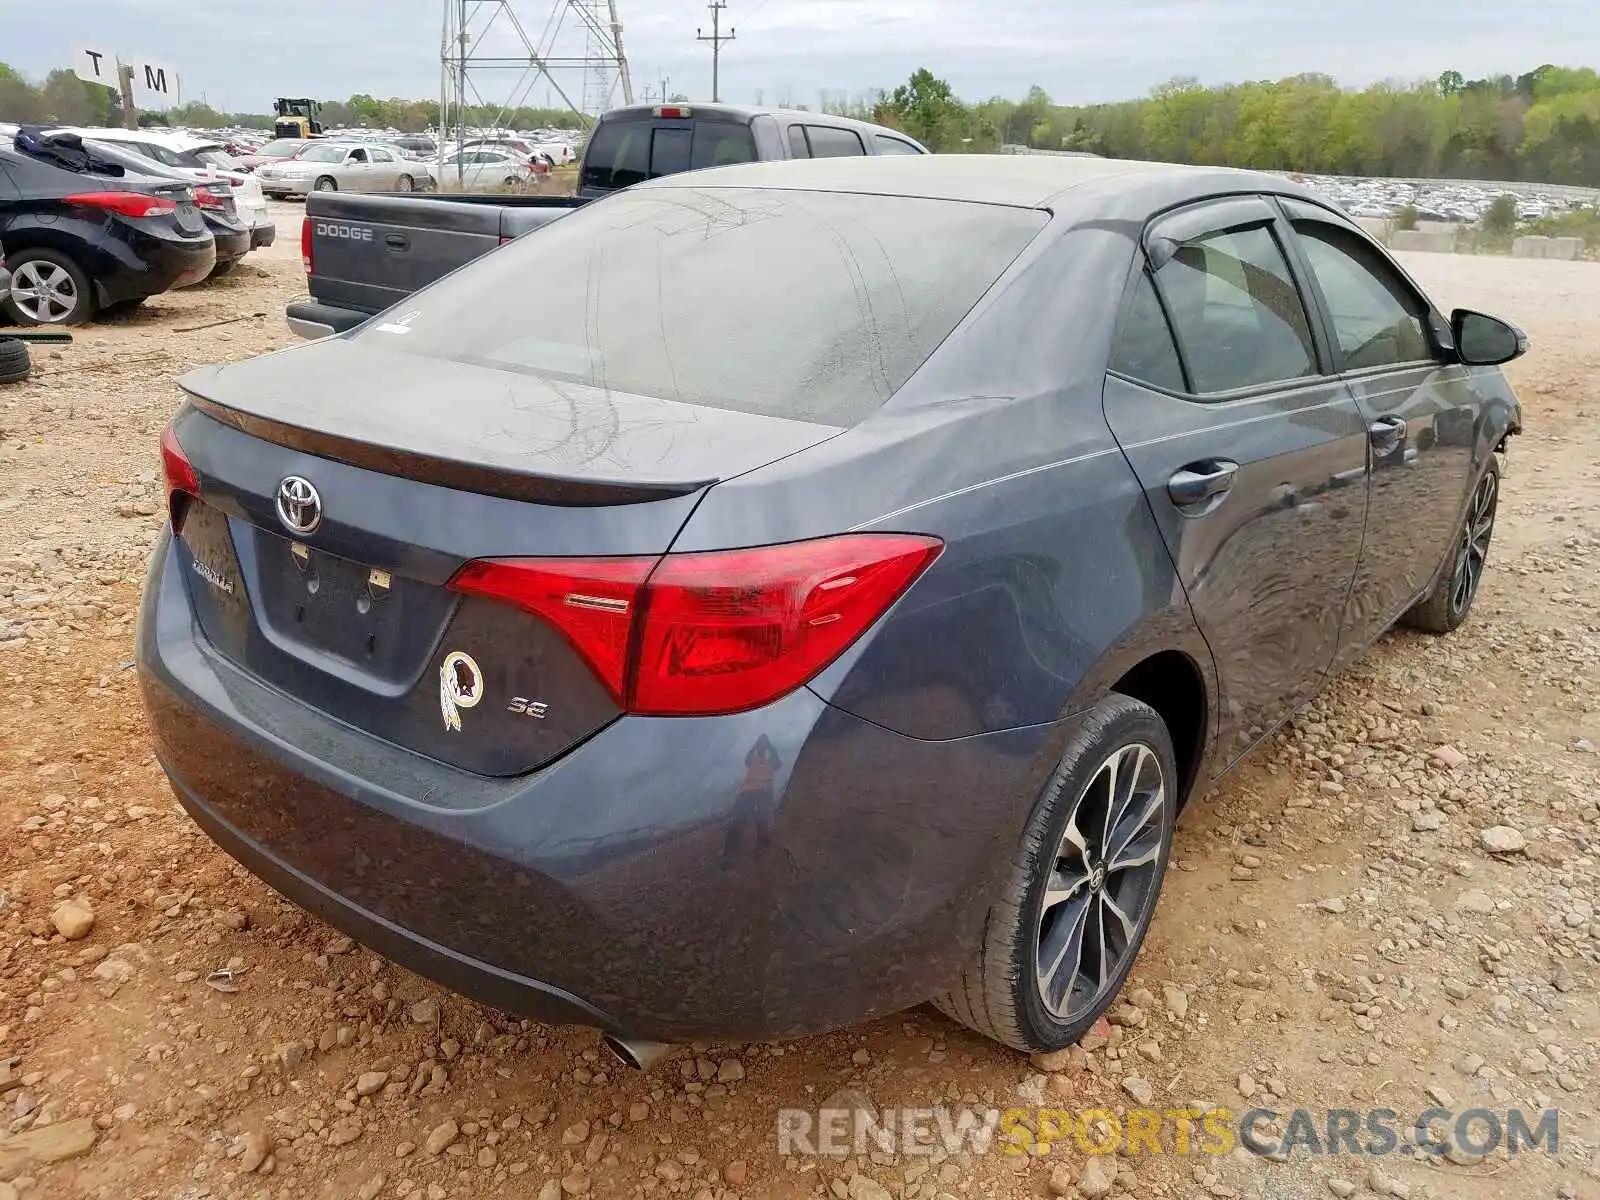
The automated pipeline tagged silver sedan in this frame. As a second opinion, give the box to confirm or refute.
[256,142,428,198]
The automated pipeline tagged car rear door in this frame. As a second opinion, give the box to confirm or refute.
[1275,198,1478,654]
[1101,196,1370,767]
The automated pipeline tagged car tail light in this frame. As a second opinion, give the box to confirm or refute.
[63,191,178,218]
[448,534,942,715]
[160,420,201,532]
[301,216,312,274]
[194,187,227,210]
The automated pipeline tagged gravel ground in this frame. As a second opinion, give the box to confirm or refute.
[0,222,1595,1200]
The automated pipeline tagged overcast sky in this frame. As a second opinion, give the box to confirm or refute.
[10,0,1599,116]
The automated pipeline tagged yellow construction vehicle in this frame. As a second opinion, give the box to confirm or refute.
[272,98,324,139]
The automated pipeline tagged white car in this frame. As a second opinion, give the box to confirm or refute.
[256,142,430,197]
[438,147,537,189]
[529,139,575,165]
[65,127,275,248]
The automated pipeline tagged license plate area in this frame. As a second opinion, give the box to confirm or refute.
[252,531,454,681]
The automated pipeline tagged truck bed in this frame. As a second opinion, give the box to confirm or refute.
[287,191,585,338]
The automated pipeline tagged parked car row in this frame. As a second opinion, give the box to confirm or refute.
[0,126,273,325]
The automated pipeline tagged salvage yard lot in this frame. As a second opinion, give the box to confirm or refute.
[0,222,1596,1200]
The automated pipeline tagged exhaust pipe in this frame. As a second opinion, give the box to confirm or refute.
[602,1033,675,1071]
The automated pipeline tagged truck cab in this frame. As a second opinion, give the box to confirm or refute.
[577,103,927,199]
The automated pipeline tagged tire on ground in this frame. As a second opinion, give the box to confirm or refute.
[934,692,1178,1053]
[0,336,30,384]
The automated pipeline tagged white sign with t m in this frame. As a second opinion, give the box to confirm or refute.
[71,46,118,89]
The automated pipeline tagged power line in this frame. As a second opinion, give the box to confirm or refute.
[696,0,735,104]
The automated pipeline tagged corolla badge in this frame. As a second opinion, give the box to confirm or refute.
[275,476,322,535]
[439,650,483,733]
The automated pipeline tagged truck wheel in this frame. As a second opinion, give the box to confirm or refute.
[0,337,30,384]
[3,249,96,325]
[314,177,337,192]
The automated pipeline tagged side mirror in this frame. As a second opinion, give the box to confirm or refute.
[1452,309,1528,367]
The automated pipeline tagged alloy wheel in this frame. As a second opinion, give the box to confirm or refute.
[1035,742,1167,1021]
[397,175,414,192]
[1449,469,1498,618]
[10,261,78,323]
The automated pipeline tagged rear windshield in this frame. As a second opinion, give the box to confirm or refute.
[580,119,756,192]
[357,187,1045,426]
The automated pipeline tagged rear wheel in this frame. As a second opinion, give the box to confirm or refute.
[3,249,95,325]
[314,177,337,192]
[935,694,1176,1052]
[0,337,30,384]
[1402,456,1500,634]
[396,174,414,192]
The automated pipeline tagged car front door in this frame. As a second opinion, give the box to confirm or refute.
[342,147,371,190]
[1102,196,1371,767]
[1276,199,1480,655]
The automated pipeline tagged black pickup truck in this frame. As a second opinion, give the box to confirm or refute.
[286,103,928,339]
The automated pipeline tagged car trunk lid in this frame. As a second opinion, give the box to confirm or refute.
[166,340,842,775]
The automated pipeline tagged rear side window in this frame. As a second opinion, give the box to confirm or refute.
[803,126,865,157]
[370,188,1047,426]
[1155,226,1317,395]
[874,134,922,155]
[1111,273,1186,393]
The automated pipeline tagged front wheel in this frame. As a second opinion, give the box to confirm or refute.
[1402,455,1500,635]
[314,177,337,192]
[936,694,1176,1053]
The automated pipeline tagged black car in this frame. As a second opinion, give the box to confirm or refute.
[0,131,215,324]
[141,156,1523,1060]
[76,137,250,279]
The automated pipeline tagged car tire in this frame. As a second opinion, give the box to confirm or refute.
[2,248,96,326]
[0,336,30,384]
[314,177,337,192]
[934,693,1177,1053]
[1402,455,1500,635]
[396,175,414,192]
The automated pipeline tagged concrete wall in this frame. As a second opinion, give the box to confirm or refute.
[1512,235,1585,261]
[1389,229,1458,254]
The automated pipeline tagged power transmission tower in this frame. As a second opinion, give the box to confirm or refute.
[439,0,635,177]
[696,0,734,103]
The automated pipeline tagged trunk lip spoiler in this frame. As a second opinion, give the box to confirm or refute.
[180,392,716,508]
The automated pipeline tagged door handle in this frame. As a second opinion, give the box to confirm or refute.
[1369,416,1407,451]
[384,233,409,250]
[1168,460,1239,508]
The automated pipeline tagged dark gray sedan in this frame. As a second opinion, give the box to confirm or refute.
[139,155,1522,1061]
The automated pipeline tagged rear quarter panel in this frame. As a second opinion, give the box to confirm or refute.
[676,221,1217,746]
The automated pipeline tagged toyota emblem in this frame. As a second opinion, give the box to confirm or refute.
[275,476,322,535]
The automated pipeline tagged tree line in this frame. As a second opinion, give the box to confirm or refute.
[4,59,1598,186]
[865,64,1600,186]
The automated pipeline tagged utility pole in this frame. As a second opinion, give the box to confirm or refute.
[696,0,734,103]
[117,62,138,129]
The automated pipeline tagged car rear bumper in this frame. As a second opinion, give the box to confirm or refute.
[260,178,315,197]
[137,527,1066,1041]
[285,297,369,339]
[97,225,217,305]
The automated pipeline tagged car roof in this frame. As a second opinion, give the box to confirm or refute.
[75,127,217,152]
[638,153,1312,214]
[599,102,918,145]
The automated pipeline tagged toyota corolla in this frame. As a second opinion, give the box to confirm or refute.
[138,156,1523,1060]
